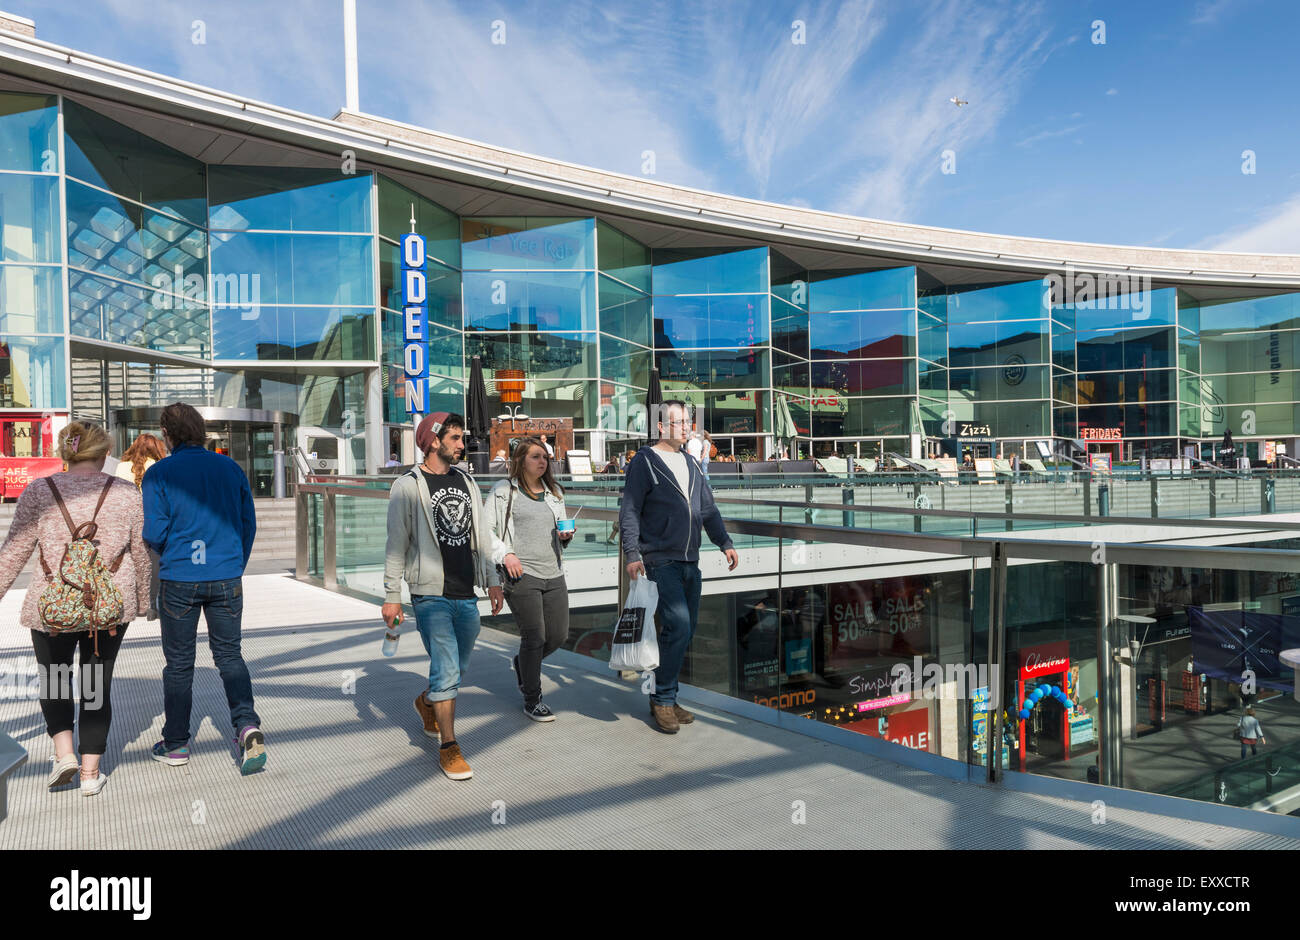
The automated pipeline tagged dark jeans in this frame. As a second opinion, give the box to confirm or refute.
[29,625,127,756]
[645,560,702,707]
[159,578,260,749]
[504,573,569,706]
[1241,739,1258,759]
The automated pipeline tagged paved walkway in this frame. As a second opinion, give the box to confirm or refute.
[1,575,1297,850]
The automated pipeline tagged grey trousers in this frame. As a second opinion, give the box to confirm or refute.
[504,573,569,706]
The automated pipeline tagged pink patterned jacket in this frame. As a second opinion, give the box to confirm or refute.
[0,471,153,632]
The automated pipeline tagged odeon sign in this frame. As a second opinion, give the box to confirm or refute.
[401,233,429,415]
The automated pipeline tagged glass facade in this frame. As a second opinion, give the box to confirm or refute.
[0,87,1295,470]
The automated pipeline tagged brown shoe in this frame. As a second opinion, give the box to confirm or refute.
[439,742,473,780]
[651,703,680,734]
[672,704,695,724]
[413,691,439,738]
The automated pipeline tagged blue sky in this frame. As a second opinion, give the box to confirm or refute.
[14,0,1300,252]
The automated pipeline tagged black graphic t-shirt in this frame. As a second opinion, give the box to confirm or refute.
[419,468,476,599]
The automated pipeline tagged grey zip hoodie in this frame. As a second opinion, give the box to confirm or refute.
[384,466,502,603]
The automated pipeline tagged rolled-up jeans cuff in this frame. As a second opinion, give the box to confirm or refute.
[424,689,458,703]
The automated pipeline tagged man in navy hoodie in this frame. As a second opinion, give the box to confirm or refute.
[143,402,264,774]
[619,400,738,733]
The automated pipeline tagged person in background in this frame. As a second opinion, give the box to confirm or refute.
[600,455,620,474]
[619,400,739,734]
[701,431,713,477]
[488,437,575,721]
[385,453,400,468]
[1238,706,1265,759]
[489,449,509,474]
[685,430,704,464]
[539,434,554,458]
[381,412,504,781]
[0,421,151,796]
[115,433,166,490]
[144,402,264,775]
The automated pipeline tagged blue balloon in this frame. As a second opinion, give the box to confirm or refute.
[1050,686,1060,696]
[1022,699,1033,710]
[1031,689,1044,700]
[1018,709,1031,720]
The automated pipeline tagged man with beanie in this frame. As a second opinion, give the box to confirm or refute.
[382,412,503,780]
[619,400,739,733]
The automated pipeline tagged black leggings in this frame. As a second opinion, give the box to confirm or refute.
[28,626,128,756]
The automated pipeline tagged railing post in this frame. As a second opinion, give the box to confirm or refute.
[1097,562,1118,788]
[323,489,337,592]
[1150,477,1159,519]
[913,482,922,533]
[805,483,814,525]
[1083,476,1092,517]
[986,542,1008,785]
[295,490,309,581]
[1004,481,1014,532]
[841,486,855,529]
[1262,477,1276,514]
[1209,474,1217,518]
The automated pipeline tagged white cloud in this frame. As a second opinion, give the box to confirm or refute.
[1192,0,1236,25]
[1204,194,1300,253]
[1106,87,1119,95]
[1016,123,1085,147]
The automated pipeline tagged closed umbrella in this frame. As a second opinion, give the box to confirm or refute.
[466,356,490,473]
[774,393,797,458]
[645,368,663,441]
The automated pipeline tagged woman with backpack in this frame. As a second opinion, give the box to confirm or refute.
[0,421,152,796]
[487,436,575,722]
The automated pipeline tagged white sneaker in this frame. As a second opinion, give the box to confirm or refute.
[80,770,108,797]
[48,754,78,790]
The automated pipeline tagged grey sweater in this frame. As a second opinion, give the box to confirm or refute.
[383,466,502,603]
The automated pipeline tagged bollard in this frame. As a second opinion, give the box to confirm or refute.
[842,486,855,528]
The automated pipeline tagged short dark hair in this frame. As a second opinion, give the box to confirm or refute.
[160,402,206,448]
[437,413,465,440]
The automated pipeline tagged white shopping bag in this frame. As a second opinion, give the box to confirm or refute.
[608,576,660,672]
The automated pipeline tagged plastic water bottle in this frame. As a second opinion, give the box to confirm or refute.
[381,612,402,657]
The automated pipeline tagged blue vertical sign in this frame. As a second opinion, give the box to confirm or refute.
[402,233,428,415]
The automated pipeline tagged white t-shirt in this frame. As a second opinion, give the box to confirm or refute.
[657,449,690,495]
[686,437,703,460]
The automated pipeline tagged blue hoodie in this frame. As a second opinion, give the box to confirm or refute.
[618,445,733,566]
[142,444,257,581]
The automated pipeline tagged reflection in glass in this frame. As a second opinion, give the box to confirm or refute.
[0,93,58,172]
[210,232,373,307]
[809,308,913,359]
[463,271,596,332]
[209,166,373,233]
[462,217,594,271]
[0,265,62,333]
[213,305,373,361]
[0,334,65,408]
[378,176,461,267]
[655,294,769,348]
[809,266,915,312]
[464,331,595,381]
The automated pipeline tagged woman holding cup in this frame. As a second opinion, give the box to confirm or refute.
[487,437,575,721]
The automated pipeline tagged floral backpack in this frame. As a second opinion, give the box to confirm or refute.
[36,476,127,655]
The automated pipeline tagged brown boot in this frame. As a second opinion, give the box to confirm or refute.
[672,704,695,724]
[651,702,680,734]
[414,691,440,738]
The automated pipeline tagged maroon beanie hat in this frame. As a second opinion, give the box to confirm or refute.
[415,411,452,453]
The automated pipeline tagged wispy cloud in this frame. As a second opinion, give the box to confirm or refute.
[1203,193,1300,252]
[1016,123,1085,147]
[1106,87,1119,95]
[1192,0,1236,25]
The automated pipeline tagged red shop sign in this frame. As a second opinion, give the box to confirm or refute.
[0,457,62,499]
[1018,640,1070,680]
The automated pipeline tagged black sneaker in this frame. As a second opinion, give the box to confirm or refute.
[523,700,556,722]
[512,654,524,693]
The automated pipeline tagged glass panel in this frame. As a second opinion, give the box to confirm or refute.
[1077,403,1175,437]
[0,264,61,333]
[209,232,373,307]
[67,179,206,290]
[461,217,594,271]
[62,100,206,224]
[386,368,463,424]
[771,295,810,358]
[599,334,651,388]
[946,279,1048,322]
[811,358,915,397]
[1069,287,1176,332]
[957,400,1050,437]
[1052,326,1076,370]
[1054,405,1078,437]
[213,305,373,361]
[654,294,769,348]
[0,93,57,172]
[809,266,915,311]
[1076,326,1175,371]
[0,334,65,407]
[1197,292,1300,333]
[773,357,810,397]
[811,396,910,437]
[770,252,809,310]
[1075,369,1175,405]
[1201,329,1300,375]
[1052,369,1076,403]
[1200,372,1300,406]
[947,364,1049,401]
[597,274,651,347]
[918,310,947,363]
[809,308,913,359]
[464,331,595,381]
[652,247,767,295]
[380,246,460,331]
[596,221,650,292]
[69,271,209,354]
[209,166,373,233]
[656,348,767,390]
[947,320,1049,368]
[672,389,768,437]
[377,175,460,267]
[463,271,595,332]
[0,172,59,263]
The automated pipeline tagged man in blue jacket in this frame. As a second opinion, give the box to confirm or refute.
[619,400,738,733]
[142,402,264,774]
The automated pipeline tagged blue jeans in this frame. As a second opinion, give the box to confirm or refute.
[646,560,702,707]
[412,595,481,702]
[159,578,260,749]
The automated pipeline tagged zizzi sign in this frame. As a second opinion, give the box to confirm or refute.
[958,423,991,437]
[402,233,429,415]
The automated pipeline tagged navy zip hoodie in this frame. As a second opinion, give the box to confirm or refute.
[618,445,733,566]
[142,443,257,581]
